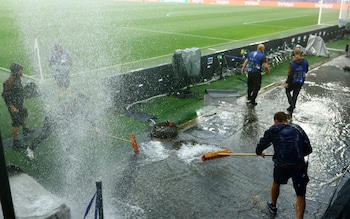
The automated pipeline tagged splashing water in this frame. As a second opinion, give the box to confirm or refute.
[140,141,170,163]
[7,0,131,217]
[176,142,222,164]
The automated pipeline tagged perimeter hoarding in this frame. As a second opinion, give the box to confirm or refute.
[140,0,345,10]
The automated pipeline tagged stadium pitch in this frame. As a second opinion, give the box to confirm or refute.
[0,0,339,75]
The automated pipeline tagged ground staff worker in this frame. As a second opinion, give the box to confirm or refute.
[285,47,308,113]
[256,112,312,219]
[241,44,270,106]
[49,43,72,99]
[2,63,33,149]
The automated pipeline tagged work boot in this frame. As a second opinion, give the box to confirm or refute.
[267,202,277,214]
[287,106,294,113]
[247,100,257,106]
[23,127,34,136]
[12,140,23,150]
[26,147,35,160]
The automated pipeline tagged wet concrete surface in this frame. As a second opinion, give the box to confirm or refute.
[105,54,350,219]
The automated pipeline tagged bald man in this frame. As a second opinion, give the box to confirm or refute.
[241,44,270,106]
[284,47,308,113]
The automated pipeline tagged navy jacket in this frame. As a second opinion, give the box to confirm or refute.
[286,57,309,85]
[246,51,266,73]
[2,75,24,107]
[256,123,311,166]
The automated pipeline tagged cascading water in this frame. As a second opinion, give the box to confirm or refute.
[8,0,130,217]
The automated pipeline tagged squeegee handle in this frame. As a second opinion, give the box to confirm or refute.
[218,153,273,156]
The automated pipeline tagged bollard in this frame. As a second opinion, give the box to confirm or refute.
[0,130,16,218]
[96,181,103,219]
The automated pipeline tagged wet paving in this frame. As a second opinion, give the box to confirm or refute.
[99,55,350,219]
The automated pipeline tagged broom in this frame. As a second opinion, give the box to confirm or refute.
[101,132,140,155]
[81,127,140,154]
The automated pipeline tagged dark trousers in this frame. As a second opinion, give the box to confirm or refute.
[247,72,262,104]
[8,105,27,127]
[286,84,303,109]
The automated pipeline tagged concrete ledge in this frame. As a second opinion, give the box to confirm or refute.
[2,166,71,219]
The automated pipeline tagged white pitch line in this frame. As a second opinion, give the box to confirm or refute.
[243,15,309,25]
[244,23,292,29]
[80,54,175,74]
[166,12,184,17]
[123,27,235,42]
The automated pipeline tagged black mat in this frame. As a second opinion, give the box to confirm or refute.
[2,129,42,148]
[126,109,157,123]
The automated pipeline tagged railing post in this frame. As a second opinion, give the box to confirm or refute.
[96,181,103,219]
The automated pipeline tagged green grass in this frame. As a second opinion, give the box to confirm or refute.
[0,0,340,75]
[0,0,21,69]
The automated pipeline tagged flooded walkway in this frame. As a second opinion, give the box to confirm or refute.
[3,55,349,219]
[107,54,350,218]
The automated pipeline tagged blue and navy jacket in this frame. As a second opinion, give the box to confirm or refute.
[287,57,308,85]
[256,123,311,166]
[246,51,266,74]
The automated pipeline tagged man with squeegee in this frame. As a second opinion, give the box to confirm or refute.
[256,111,312,219]
[201,112,312,218]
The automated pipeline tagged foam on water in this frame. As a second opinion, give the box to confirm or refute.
[176,142,223,164]
[139,141,170,163]
[139,139,224,165]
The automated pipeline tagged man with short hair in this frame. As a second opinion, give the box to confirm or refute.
[2,63,33,149]
[241,44,270,106]
[285,47,308,113]
[256,111,312,219]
